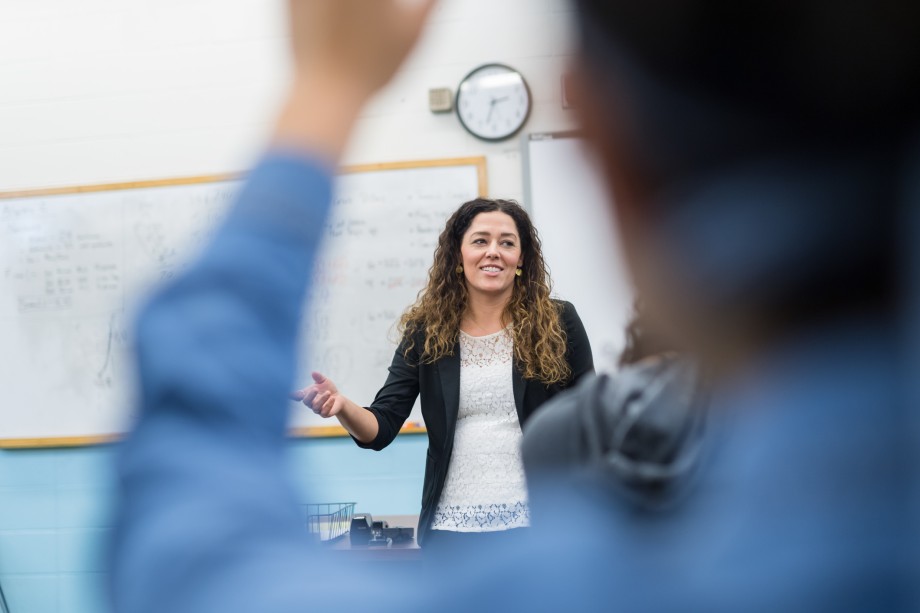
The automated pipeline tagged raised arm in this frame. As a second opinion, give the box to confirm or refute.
[110,2,437,613]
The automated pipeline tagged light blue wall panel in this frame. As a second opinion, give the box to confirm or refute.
[0,434,426,612]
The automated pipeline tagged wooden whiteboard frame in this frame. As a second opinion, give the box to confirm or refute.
[0,156,487,448]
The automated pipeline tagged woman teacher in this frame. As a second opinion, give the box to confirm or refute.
[292,198,594,550]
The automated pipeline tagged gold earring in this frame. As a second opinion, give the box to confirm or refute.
[456,265,464,274]
[515,267,522,277]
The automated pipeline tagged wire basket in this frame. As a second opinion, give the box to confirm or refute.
[302,502,356,543]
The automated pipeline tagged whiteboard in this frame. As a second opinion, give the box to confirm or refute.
[523,132,633,373]
[0,158,485,447]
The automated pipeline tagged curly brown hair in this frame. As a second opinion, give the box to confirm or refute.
[398,198,570,385]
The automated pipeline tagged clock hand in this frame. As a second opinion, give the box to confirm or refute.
[486,95,508,124]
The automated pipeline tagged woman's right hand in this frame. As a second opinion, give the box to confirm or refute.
[290,371,346,418]
[290,371,379,443]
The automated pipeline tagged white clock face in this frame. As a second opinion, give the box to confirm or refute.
[456,64,531,141]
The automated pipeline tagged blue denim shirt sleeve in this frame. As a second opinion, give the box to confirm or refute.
[109,152,346,613]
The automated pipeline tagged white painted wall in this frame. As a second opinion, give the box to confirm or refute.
[0,0,578,199]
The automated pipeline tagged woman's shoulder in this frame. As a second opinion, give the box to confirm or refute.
[397,316,430,341]
[549,299,585,335]
[396,322,458,366]
[394,324,426,363]
[550,298,577,319]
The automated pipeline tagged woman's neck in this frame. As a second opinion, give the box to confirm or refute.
[462,291,511,335]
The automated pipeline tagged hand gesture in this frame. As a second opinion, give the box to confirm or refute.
[290,371,345,418]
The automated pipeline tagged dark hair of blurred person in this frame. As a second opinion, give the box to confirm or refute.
[570,0,918,368]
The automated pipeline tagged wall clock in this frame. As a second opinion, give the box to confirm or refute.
[455,63,532,142]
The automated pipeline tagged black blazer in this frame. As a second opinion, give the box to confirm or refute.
[353,300,594,546]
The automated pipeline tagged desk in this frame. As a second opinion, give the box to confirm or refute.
[325,514,422,564]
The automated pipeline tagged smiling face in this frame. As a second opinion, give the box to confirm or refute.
[460,211,523,300]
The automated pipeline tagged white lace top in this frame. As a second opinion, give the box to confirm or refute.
[430,327,530,532]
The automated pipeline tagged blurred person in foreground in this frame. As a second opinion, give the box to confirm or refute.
[497,0,919,610]
[110,0,920,612]
[449,0,920,609]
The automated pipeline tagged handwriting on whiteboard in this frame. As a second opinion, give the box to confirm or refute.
[1,162,481,440]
